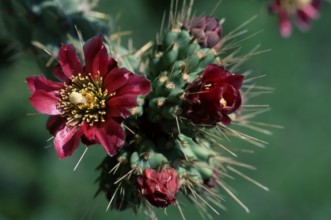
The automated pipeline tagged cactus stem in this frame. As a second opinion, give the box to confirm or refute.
[165,82,175,89]
[197,51,205,60]
[177,141,188,161]
[157,98,166,107]
[159,75,168,83]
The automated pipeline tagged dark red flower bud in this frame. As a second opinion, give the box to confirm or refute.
[183,16,222,49]
[183,64,244,125]
[136,168,180,207]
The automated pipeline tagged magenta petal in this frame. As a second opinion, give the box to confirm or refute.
[107,94,139,118]
[46,115,66,135]
[57,44,83,81]
[95,118,125,156]
[83,35,108,77]
[103,68,132,93]
[220,114,231,125]
[225,74,244,90]
[115,73,151,96]
[269,1,282,13]
[200,87,223,119]
[82,124,97,143]
[203,64,229,84]
[54,125,82,158]
[278,11,292,38]
[26,75,63,93]
[53,64,68,82]
[29,90,60,115]
[301,4,319,20]
[107,57,118,72]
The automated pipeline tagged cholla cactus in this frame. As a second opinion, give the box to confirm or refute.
[95,2,272,219]
[23,1,274,219]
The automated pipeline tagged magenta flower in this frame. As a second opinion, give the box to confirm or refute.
[26,36,150,158]
[136,168,180,208]
[183,64,244,125]
[269,0,321,37]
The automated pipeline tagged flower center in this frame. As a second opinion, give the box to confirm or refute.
[58,73,110,127]
[220,98,227,107]
[281,0,312,13]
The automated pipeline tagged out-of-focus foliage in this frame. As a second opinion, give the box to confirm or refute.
[1,0,331,219]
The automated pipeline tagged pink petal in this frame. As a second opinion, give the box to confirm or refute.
[278,11,292,38]
[26,75,63,94]
[56,44,83,81]
[54,125,83,158]
[107,57,118,72]
[95,118,125,156]
[46,115,66,135]
[81,124,97,145]
[269,1,282,13]
[107,94,139,118]
[301,4,319,19]
[225,74,244,90]
[29,90,60,115]
[202,64,230,84]
[312,0,321,9]
[220,114,231,125]
[103,68,132,93]
[83,35,108,78]
[115,73,151,96]
[296,11,310,31]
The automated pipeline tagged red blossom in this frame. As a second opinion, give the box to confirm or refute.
[269,0,321,37]
[26,36,151,158]
[136,168,180,208]
[183,64,244,125]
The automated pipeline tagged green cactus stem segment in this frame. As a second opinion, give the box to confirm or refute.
[58,73,112,127]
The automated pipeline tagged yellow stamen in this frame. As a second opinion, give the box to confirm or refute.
[220,98,227,107]
[58,73,108,127]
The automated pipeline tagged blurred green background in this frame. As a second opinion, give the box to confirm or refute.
[1,0,331,219]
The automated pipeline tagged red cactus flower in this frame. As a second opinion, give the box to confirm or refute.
[183,64,244,125]
[183,16,222,49]
[269,0,321,37]
[26,36,150,158]
[136,168,180,207]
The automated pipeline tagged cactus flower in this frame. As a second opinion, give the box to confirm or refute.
[269,0,321,37]
[183,64,244,125]
[136,168,180,207]
[183,16,222,49]
[26,36,150,158]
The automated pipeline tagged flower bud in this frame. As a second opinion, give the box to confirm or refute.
[136,168,180,207]
[183,16,222,49]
